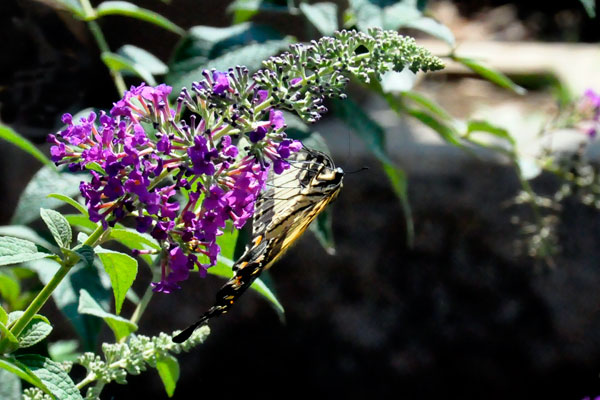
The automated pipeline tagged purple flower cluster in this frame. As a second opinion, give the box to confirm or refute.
[577,89,600,138]
[48,78,301,293]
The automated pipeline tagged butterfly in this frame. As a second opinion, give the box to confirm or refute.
[173,147,344,343]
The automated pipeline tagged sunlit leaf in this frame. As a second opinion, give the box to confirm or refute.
[94,1,185,35]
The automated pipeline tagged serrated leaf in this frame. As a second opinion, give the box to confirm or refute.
[0,123,53,167]
[299,2,338,36]
[40,208,72,249]
[0,237,52,266]
[77,289,137,341]
[0,225,58,253]
[94,1,185,35]
[18,317,53,348]
[101,51,157,86]
[96,249,138,315]
[16,354,83,400]
[27,259,110,351]
[453,56,526,95]
[118,44,168,75]
[0,357,50,395]
[211,256,284,318]
[156,354,179,397]
[0,367,21,400]
[12,165,85,225]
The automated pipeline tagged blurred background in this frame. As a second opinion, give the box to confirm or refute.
[2,0,600,398]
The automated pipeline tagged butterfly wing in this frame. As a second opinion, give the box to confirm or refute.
[173,148,343,343]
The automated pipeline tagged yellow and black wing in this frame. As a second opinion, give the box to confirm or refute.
[173,147,344,342]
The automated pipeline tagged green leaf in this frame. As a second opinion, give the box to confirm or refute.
[381,2,422,30]
[0,367,21,400]
[101,51,157,86]
[94,1,185,35]
[401,90,454,121]
[84,161,107,175]
[0,123,53,167]
[108,228,158,268]
[453,56,526,95]
[12,165,85,225]
[216,225,239,261]
[466,120,516,146]
[40,208,72,249]
[0,271,20,305]
[0,237,52,266]
[382,163,414,246]
[47,193,88,216]
[156,354,180,397]
[0,305,7,324]
[0,320,18,346]
[96,249,138,315]
[401,16,455,47]
[210,256,285,318]
[63,215,98,233]
[118,44,168,75]
[580,0,596,18]
[77,289,137,341]
[167,23,288,92]
[309,209,336,255]
[18,316,53,348]
[73,245,95,268]
[48,340,80,363]
[0,226,57,254]
[299,2,338,36]
[405,108,463,146]
[26,259,110,351]
[45,0,84,16]
[0,357,50,396]
[227,0,292,24]
[16,354,83,400]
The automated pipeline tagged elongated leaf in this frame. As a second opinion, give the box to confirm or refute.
[300,2,338,36]
[95,1,185,35]
[0,237,51,266]
[12,166,85,225]
[405,108,463,146]
[118,44,168,75]
[580,0,596,18]
[27,259,110,351]
[0,271,20,306]
[0,305,7,324]
[77,289,137,341]
[0,368,21,400]
[96,249,138,315]
[309,209,336,255]
[402,90,453,121]
[466,120,516,146]
[453,56,526,95]
[40,208,72,249]
[18,317,53,348]
[0,123,53,167]
[0,357,50,395]
[0,320,18,346]
[156,354,179,397]
[63,214,98,233]
[48,193,88,216]
[101,51,157,86]
[16,354,83,400]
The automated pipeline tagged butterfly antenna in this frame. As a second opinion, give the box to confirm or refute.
[345,166,369,175]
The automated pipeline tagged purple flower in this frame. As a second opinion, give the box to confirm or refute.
[212,71,230,95]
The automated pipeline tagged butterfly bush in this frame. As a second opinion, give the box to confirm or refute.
[47,28,443,293]
[48,73,301,293]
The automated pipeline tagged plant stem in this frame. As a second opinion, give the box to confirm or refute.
[8,225,108,339]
